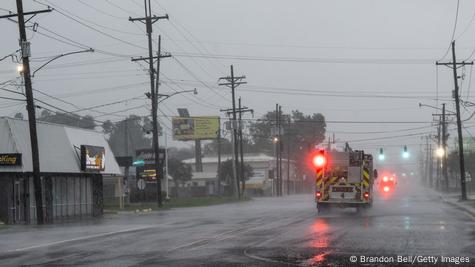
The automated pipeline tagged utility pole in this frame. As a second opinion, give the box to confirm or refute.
[436,121,441,190]
[442,103,449,191]
[286,116,291,195]
[130,0,169,206]
[221,101,253,197]
[216,120,221,196]
[239,98,245,196]
[426,136,432,187]
[218,66,247,199]
[278,105,283,197]
[429,144,434,188]
[436,41,473,200]
[230,120,238,197]
[238,98,253,196]
[0,2,52,225]
[275,104,280,197]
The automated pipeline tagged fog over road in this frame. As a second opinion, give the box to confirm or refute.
[0,180,474,266]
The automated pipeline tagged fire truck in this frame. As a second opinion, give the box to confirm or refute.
[312,148,377,213]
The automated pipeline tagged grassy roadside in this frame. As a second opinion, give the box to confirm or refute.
[105,196,252,213]
[0,222,6,231]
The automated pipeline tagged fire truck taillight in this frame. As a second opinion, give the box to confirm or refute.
[383,176,388,182]
[316,192,322,199]
[383,186,390,192]
[364,192,369,199]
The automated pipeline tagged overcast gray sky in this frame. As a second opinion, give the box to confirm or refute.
[1,0,475,167]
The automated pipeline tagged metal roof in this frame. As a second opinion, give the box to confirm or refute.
[0,117,121,175]
[183,153,276,164]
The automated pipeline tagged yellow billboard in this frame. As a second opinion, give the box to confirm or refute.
[172,116,219,140]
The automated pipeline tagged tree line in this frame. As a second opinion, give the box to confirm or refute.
[15,108,326,190]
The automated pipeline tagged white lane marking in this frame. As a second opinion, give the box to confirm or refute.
[167,227,252,252]
[3,226,153,253]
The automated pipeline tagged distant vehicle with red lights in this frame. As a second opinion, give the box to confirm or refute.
[379,174,397,194]
[313,148,377,213]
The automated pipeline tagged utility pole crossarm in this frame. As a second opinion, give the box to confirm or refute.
[131,56,158,62]
[0,8,52,19]
[129,14,169,22]
[436,61,474,66]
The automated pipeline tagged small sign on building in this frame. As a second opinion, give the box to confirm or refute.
[0,153,22,166]
[80,145,105,172]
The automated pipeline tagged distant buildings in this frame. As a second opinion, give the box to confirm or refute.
[182,153,300,196]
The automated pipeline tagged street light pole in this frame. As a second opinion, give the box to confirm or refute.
[442,103,449,191]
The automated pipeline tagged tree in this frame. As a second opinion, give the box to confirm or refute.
[248,109,326,189]
[248,110,279,153]
[218,159,254,186]
[168,147,195,161]
[106,115,153,157]
[204,138,233,156]
[14,112,23,119]
[102,120,114,135]
[168,158,193,195]
[37,110,97,130]
[447,150,475,183]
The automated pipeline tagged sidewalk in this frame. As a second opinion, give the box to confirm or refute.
[439,192,475,218]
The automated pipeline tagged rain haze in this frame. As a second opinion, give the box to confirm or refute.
[0,0,475,266]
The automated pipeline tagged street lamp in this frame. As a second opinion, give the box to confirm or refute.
[17,64,24,74]
[31,49,94,77]
[146,88,198,103]
[436,147,445,158]
[143,88,197,200]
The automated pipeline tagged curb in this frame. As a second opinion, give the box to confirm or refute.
[441,196,475,218]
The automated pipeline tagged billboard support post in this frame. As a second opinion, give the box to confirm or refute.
[195,140,203,172]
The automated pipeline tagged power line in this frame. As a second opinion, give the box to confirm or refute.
[0,96,25,102]
[237,87,448,100]
[173,52,436,65]
[164,78,436,95]
[160,71,225,110]
[331,124,434,135]
[439,0,460,61]
[173,57,229,102]
[77,0,126,20]
[35,0,147,51]
[342,130,434,143]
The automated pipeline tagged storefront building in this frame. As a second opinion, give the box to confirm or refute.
[0,117,121,224]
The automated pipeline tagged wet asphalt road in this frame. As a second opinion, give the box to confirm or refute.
[0,181,474,266]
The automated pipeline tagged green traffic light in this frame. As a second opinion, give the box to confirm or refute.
[402,146,410,159]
